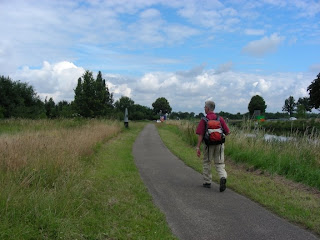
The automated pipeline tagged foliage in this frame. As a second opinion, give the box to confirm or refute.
[170,111,195,120]
[296,104,307,119]
[282,96,296,116]
[73,70,114,117]
[307,72,320,110]
[132,104,155,120]
[297,97,312,112]
[248,95,267,116]
[44,98,74,118]
[114,96,135,114]
[113,97,155,120]
[152,97,172,115]
[0,76,46,119]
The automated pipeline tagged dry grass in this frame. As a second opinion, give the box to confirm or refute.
[0,119,122,174]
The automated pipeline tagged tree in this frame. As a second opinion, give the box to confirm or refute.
[56,101,74,118]
[152,97,172,115]
[0,75,45,118]
[248,95,267,116]
[296,104,306,119]
[307,73,320,110]
[44,97,56,118]
[132,104,153,120]
[95,71,114,116]
[297,97,312,112]
[73,70,114,117]
[114,96,135,114]
[282,96,296,116]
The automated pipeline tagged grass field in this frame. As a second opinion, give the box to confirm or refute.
[156,122,320,236]
[0,119,176,240]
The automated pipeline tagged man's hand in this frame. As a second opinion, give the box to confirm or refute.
[196,147,201,157]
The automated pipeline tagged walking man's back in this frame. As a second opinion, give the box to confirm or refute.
[195,100,230,191]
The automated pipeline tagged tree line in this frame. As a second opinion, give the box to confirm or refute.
[1,71,319,120]
[0,71,172,120]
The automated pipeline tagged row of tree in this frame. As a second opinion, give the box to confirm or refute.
[247,73,320,118]
[1,72,319,120]
[0,72,173,120]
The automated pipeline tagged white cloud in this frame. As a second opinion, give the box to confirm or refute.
[14,61,85,102]
[107,82,132,99]
[257,78,271,92]
[242,33,285,57]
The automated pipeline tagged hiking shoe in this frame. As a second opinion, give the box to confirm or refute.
[203,183,211,188]
[220,177,227,192]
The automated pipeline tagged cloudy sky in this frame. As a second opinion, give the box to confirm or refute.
[1,0,319,114]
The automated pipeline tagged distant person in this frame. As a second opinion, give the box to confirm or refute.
[195,101,230,192]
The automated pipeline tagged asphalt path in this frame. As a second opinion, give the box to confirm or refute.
[132,124,319,240]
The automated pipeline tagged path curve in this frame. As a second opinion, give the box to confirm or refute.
[133,124,318,240]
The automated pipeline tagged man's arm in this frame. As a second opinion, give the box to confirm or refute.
[196,134,203,157]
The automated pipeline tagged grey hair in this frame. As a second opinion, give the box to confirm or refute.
[205,101,215,111]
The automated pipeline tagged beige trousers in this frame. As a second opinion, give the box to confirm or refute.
[203,144,227,184]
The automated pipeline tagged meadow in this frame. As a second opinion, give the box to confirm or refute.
[156,120,320,235]
[0,119,176,240]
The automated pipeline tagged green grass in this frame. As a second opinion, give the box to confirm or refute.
[0,122,176,240]
[156,123,320,236]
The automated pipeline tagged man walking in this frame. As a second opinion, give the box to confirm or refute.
[195,101,230,192]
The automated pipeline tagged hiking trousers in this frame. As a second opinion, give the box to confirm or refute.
[203,144,227,184]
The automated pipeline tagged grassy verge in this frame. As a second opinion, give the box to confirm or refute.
[156,123,320,236]
[0,120,176,239]
[164,120,320,190]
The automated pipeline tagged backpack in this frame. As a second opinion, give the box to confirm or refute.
[202,116,225,145]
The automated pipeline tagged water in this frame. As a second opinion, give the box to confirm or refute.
[244,133,294,142]
[263,134,295,142]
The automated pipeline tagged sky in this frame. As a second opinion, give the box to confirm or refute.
[0,0,320,114]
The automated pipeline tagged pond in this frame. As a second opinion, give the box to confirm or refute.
[245,133,294,142]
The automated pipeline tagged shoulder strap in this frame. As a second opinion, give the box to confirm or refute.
[202,117,208,123]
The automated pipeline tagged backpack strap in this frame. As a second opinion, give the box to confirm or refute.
[202,116,208,123]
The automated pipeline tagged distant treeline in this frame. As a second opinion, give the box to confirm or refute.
[0,74,158,120]
[169,110,319,121]
[1,74,319,121]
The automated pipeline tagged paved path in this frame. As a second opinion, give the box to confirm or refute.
[132,124,319,240]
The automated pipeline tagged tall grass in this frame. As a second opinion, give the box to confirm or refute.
[0,119,121,173]
[0,119,123,238]
[226,123,320,189]
[163,120,320,190]
[164,120,198,146]
[0,120,176,239]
